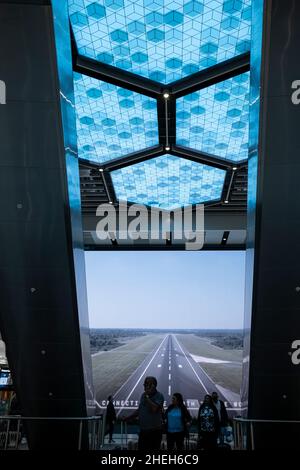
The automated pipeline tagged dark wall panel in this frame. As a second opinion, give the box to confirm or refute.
[0,1,93,448]
[243,0,300,448]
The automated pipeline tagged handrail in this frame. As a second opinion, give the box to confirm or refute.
[0,415,103,450]
[234,417,300,424]
[0,415,102,421]
[233,416,300,450]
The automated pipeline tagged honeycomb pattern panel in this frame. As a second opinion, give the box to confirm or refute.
[176,72,249,162]
[73,73,158,164]
[111,154,226,210]
[68,0,252,84]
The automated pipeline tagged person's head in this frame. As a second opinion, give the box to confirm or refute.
[172,393,184,407]
[203,394,213,406]
[211,392,218,403]
[143,376,157,395]
[107,395,112,402]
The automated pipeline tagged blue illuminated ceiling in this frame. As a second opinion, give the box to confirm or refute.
[73,73,158,164]
[69,0,251,84]
[176,72,249,162]
[111,154,226,210]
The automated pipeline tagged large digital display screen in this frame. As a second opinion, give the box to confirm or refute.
[86,252,245,418]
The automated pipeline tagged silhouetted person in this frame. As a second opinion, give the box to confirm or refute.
[165,393,192,451]
[123,376,164,451]
[211,391,229,445]
[197,395,219,450]
[106,396,116,443]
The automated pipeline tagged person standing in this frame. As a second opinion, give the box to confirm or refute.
[123,376,164,451]
[197,394,219,450]
[165,393,192,451]
[106,395,116,443]
[211,391,229,445]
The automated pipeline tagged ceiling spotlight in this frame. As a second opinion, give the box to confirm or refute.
[232,166,237,171]
[109,201,113,204]
[165,146,170,151]
[99,168,104,172]
[163,92,170,99]
[224,200,229,204]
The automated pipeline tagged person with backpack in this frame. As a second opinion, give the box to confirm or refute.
[197,394,219,450]
[211,391,229,445]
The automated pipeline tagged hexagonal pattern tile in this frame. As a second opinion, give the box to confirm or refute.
[176,72,249,162]
[68,0,251,84]
[111,154,226,209]
[73,73,158,164]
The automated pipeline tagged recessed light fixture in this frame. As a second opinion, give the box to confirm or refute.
[224,200,229,204]
[233,166,237,171]
[99,168,104,172]
[163,92,170,99]
[109,201,113,204]
[165,146,170,151]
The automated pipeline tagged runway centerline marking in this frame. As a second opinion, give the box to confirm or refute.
[168,386,171,396]
[172,335,208,394]
[168,374,171,380]
[117,335,168,415]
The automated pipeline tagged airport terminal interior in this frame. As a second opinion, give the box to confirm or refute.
[0,0,300,451]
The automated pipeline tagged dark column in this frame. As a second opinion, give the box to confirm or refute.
[0,0,94,448]
[242,0,300,448]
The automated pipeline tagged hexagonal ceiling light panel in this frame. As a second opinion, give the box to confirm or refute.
[176,72,249,162]
[111,154,226,210]
[73,73,158,164]
[69,0,251,84]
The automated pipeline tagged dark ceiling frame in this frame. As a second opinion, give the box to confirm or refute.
[84,243,245,251]
[71,23,250,208]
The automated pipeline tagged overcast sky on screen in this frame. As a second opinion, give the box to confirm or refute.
[85,251,245,329]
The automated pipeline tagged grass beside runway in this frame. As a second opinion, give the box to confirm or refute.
[200,363,242,394]
[175,334,243,362]
[175,334,242,395]
[92,334,164,404]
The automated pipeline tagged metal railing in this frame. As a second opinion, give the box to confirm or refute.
[0,415,245,450]
[233,417,300,450]
[0,415,103,450]
[99,420,204,451]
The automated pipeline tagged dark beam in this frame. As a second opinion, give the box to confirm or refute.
[171,52,250,98]
[103,171,117,202]
[75,54,162,99]
[168,96,176,147]
[221,230,230,245]
[224,169,236,203]
[172,145,235,170]
[100,170,115,204]
[84,146,165,171]
[157,95,176,148]
[84,243,246,251]
[157,97,166,146]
